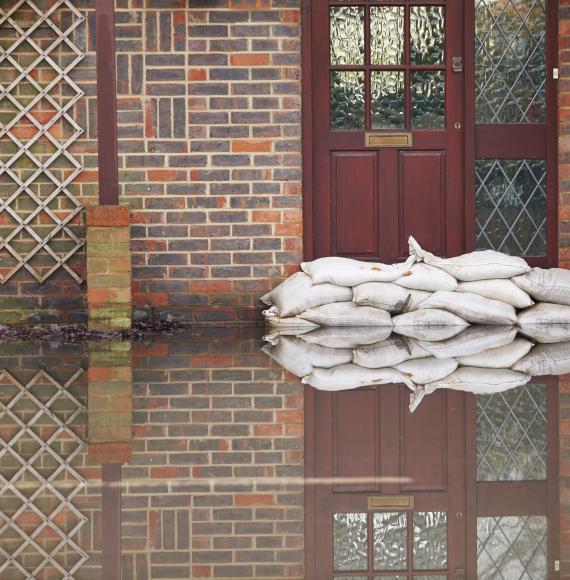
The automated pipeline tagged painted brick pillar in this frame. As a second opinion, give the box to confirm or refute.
[86,206,132,331]
[87,341,133,464]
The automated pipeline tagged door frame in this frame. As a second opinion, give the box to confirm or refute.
[301,0,559,265]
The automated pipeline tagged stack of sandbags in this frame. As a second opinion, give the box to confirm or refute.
[262,236,537,331]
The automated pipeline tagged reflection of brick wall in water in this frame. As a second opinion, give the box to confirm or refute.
[0,1,97,324]
[0,346,102,579]
[126,335,304,579]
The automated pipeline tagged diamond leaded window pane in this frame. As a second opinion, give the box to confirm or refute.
[477,384,547,482]
[477,516,547,579]
[476,159,546,256]
[475,0,546,123]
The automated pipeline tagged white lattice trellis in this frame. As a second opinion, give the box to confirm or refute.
[0,368,88,578]
[0,0,85,283]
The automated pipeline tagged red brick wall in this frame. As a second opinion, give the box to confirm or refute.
[114,0,303,323]
[0,0,302,325]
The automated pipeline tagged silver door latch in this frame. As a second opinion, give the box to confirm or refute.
[452,57,463,73]
[553,68,559,80]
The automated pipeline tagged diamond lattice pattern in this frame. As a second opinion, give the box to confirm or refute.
[477,383,547,482]
[477,516,547,579]
[0,368,88,577]
[475,0,546,123]
[0,0,85,283]
[476,159,547,256]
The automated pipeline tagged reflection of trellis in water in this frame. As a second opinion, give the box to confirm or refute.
[0,0,85,283]
[0,369,88,578]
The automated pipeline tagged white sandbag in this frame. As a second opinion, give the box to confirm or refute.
[424,367,530,394]
[301,255,415,287]
[512,341,570,375]
[261,272,352,318]
[353,336,429,369]
[419,291,517,325]
[300,326,392,349]
[409,236,530,281]
[392,309,469,342]
[393,309,469,328]
[353,282,430,314]
[419,326,517,359]
[457,279,533,309]
[393,325,466,342]
[302,363,415,391]
[394,263,458,292]
[458,337,533,368]
[300,302,393,327]
[518,302,570,326]
[261,337,352,377]
[263,307,319,331]
[518,323,570,344]
[512,267,570,306]
[395,357,458,385]
[409,367,530,412]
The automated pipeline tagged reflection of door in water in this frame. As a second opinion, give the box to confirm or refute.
[304,380,559,578]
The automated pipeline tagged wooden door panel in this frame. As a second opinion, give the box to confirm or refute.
[401,389,448,493]
[398,150,447,258]
[332,151,379,258]
[332,389,380,493]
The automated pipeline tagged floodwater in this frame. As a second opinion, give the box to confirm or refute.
[0,326,565,579]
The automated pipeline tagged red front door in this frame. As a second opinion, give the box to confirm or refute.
[309,0,465,262]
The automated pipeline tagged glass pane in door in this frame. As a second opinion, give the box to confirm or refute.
[331,71,365,130]
[475,0,546,123]
[371,71,405,129]
[334,513,368,571]
[477,516,547,579]
[475,160,547,255]
[410,6,445,65]
[330,6,365,66]
[411,71,445,129]
[370,6,404,65]
[477,383,547,481]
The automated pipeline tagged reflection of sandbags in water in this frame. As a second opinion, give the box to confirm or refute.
[300,302,393,327]
[513,267,570,306]
[395,357,458,385]
[457,279,533,309]
[419,326,517,359]
[301,326,393,349]
[409,236,530,281]
[518,323,570,344]
[424,367,531,394]
[392,309,468,342]
[353,335,429,369]
[353,282,430,314]
[301,255,415,287]
[419,291,517,325]
[262,337,352,377]
[518,303,570,326]
[394,263,458,292]
[261,272,352,317]
[458,337,533,369]
[302,363,415,391]
[512,341,570,375]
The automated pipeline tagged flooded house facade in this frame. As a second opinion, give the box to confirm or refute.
[0,0,564,328]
